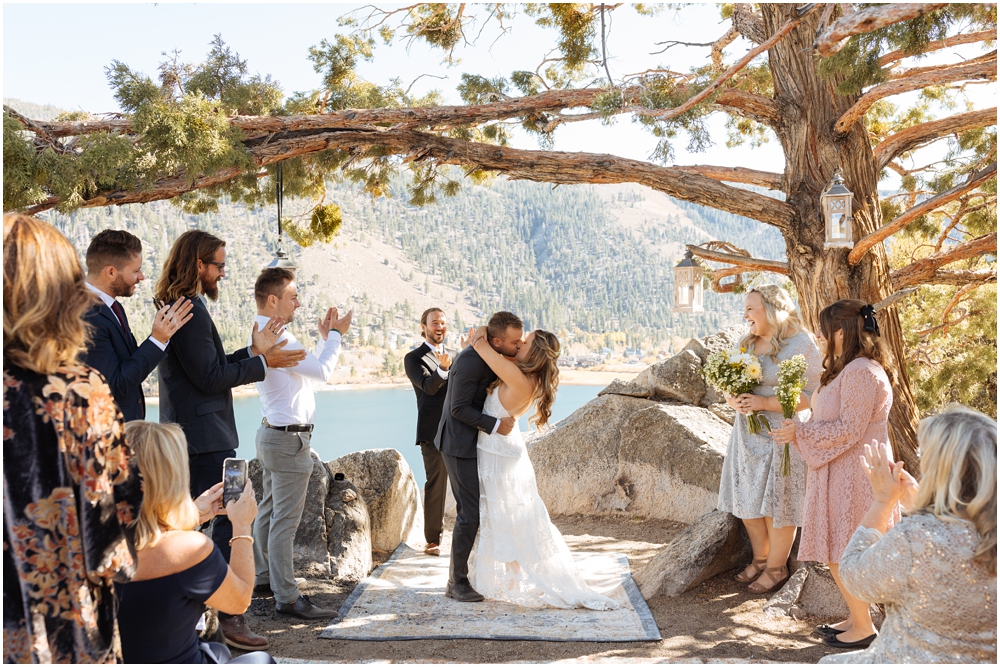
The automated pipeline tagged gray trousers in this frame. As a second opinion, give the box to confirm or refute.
[253,424,313,604]
[419,441,449,545]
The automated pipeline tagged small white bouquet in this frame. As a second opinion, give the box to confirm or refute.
[775,354,809,477]
[702,348,769,435]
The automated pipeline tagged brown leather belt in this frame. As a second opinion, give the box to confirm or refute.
[263,418,314,433]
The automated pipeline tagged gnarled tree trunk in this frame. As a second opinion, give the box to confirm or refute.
[763,5,920,473]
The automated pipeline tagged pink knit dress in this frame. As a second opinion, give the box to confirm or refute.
[793,357,900,563]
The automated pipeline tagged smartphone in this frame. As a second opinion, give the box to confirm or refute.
[222,458,248,507]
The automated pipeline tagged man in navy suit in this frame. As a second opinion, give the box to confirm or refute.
[83,230,193,422]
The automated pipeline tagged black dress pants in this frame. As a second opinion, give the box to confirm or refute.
[441,453,479,583]
[189,449,236,561]
[419,441,449,545]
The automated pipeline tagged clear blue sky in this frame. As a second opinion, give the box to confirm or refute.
[3,2,992,178]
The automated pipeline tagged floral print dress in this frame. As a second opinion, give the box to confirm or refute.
[3,362,141,664]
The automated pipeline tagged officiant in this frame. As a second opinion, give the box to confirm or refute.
[404,308,453,557]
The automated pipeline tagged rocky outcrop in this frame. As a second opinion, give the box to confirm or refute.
[529,327,745,523]
[328,448,423,553]
[633,510,752,598]
[765,563,884,627]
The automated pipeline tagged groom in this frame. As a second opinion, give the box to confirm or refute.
[435,311,523,602]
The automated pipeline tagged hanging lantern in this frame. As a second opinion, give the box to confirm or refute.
[267,162,297,270]
[822,169,854,249]
[672,249,705,313]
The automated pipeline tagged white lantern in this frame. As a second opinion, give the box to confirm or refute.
[822,170,854,249]
[672,249,705,313]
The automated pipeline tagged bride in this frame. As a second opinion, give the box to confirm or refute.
[464,326,620,611]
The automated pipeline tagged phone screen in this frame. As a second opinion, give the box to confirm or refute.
[222,458,247,507]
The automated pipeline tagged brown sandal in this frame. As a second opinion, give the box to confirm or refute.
[748,565,790,593]
[734,557,768,583]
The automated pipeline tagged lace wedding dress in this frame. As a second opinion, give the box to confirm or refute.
[468,390,620,610]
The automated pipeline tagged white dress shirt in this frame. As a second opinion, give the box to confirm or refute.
[86,282,168,351]
[249,314,341,427]
[423,341,450,380]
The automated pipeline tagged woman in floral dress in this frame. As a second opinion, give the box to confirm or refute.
[3,214,142,663]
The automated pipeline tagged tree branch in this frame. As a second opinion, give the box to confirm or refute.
[887,50,996,81]
[873,107,998,171]
[23,126,799,229]
[835,59,997,135]
[879,29,998,66]
[815,3,948,57]
[655,14,804,121]
[890,233,998,289]
[732,4,766,45]
[849,162,996,265]
[672,165,783,190]
[686,244,791,274]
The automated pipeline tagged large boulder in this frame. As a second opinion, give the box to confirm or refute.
[613,404,731,523]
[633,349,708,405]
[527,394,652,517]
[328,449,423,553]
[633,510,752,598]
[326,474,373,580]
[766,562,885,626]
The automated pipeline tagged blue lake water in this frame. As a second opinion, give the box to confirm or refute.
[146,384,601,484]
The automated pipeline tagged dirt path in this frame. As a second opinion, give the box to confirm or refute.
[243,516,841,663]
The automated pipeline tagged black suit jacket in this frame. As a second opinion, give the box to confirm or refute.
[433,346,499,459]
[83,301,165,422]
[404,341,449,444]
[157,296,265,455]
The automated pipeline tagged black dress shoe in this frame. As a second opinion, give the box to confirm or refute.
[815,624,848,638]
[823,632,877,649]
[274,595,338,621]
[445,579,485,602]
[253,583,274,599]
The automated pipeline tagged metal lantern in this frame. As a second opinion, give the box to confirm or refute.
[822,170,854,249]
[267,162,298,270]
[672,249,705,313]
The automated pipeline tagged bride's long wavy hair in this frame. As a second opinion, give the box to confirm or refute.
[488,329,561,429]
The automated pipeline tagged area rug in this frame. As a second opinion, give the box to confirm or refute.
[319,544,660,642]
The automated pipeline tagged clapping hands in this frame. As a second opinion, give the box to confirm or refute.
[250,317,306,369]
[861,440,918,509]
[319,307,353,340]
[150,298,194,344]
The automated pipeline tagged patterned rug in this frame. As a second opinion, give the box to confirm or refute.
[319,544,660,642]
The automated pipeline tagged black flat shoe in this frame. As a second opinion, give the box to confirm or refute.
[823,632,877,649]
[815,624,848,638]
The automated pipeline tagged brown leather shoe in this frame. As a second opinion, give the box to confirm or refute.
[424,542,441,556]
[219,613,269,651]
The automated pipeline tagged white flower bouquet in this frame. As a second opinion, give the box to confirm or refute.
[775,354,809,477]
[702,348,769,435]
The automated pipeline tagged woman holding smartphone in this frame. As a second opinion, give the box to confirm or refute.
[115,421,274,664]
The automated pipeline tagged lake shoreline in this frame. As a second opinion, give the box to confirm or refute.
[144,368,640,405]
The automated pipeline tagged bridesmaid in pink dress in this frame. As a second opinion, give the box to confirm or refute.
[773,299,901,652]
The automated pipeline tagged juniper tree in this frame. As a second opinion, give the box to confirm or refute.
[3,4,997,471]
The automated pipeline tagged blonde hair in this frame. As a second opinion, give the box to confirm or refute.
[3,214,96,375]
[912,404,997,574]
[738,284,804,361]
[126,421,200,549]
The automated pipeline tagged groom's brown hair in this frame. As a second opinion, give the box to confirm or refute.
[487,311,523,341]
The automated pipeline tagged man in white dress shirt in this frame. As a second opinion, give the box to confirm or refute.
[249,267,351,621]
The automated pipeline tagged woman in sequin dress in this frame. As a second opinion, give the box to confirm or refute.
[716,285,822,593]
[819,405,997,664]
[773,300,900,649]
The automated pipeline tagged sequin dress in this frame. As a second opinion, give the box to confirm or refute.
[820,514,997,664]
[716,331,822,528]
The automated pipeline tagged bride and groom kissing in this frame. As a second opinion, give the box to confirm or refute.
[434,311,619,611]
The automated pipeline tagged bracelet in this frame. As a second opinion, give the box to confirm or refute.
[229,535,254,546]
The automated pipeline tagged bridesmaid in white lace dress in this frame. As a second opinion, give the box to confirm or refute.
[773,300,901,650]
[716,285,822,594]
[463,326,619,611]
[820,406,997,664]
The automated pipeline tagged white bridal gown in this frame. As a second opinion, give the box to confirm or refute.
[468,390,620,610]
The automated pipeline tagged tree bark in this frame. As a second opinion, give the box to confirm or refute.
[873,107,998,171]
[763,4,921,473]
[815,3,948,56]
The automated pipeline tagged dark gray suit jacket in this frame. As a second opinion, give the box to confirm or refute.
[433,346,498,459]
[404,342,449,445]
[157,296,265,455]
[83,301,165,422]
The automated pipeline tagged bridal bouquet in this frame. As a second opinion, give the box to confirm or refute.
[775,354,809,477]
[702,348,768,435]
